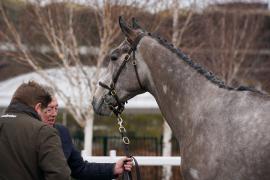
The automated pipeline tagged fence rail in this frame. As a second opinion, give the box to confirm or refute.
[82,150,181,166]
[77,136,181,179]
[83,156,181,166]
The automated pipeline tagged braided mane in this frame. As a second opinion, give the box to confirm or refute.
[147,32,262,94]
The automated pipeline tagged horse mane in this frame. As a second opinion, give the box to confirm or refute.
[147,32,263,94]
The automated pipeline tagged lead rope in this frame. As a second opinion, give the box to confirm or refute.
[110,107,141,180]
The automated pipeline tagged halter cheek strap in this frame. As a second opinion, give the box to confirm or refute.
[112,33,146,91]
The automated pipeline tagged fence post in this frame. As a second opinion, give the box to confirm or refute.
[109,149,117,157]
[110,150,117,180]
[103,136,108,156]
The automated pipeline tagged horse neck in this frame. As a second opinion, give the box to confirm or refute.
[138,37,220,140]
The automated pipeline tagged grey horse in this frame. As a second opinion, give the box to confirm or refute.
[92,17,270,180]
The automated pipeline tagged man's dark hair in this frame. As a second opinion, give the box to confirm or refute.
[11,81,52,109]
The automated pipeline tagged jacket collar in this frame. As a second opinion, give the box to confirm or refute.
[5,101,41,121]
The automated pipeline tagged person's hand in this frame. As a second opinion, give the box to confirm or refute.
[113,157,133,177]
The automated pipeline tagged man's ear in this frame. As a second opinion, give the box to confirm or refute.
[34,103,42,114]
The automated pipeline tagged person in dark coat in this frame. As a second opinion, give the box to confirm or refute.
[39,91,133,180]
[0,81,71,180]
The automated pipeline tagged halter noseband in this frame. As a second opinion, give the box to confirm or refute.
[99,33,146,115]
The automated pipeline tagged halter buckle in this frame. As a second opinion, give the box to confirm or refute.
[111,90,116,96]
[132,60,137,65]
[124,54,131,61]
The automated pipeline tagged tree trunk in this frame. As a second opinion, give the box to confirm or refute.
[83,109,94,156]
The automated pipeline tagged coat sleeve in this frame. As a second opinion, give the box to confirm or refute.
[37,125,71,180]
[68,146,116,180]
[57,125,116,180]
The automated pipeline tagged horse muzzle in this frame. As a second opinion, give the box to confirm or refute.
[92,97,112,116]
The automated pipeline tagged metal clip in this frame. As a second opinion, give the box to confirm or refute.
[119,126,126,133]
[117,116,123,123]
[122,136,130,144]
[117,114,123,121]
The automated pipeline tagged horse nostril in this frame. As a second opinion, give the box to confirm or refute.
[91,97,95,105]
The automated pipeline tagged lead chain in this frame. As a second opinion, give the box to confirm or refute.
[117,114,130,145]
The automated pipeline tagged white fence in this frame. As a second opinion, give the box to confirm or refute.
[82,150,181,166]
[83,156,181,166]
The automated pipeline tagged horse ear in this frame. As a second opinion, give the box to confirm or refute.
[131,17,142,30]
[119,16,140,42]
[119,16,133,37]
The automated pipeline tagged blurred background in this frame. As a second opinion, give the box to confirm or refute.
[1,0,270,179]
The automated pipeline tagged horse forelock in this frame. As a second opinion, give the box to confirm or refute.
[140,32,264,95]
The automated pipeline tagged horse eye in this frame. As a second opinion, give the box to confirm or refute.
[110,53,118,61]
[110,51,119,61]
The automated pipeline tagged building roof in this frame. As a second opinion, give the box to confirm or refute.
[0,67,159,112]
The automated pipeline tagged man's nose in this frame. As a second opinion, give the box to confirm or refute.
[51,109,58,116]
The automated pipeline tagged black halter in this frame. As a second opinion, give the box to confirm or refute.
[98,33,145,180]
[99,33,145,114]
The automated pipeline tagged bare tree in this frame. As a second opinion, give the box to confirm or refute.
[1,1,99,155]
[202,5,264,87]
[0,0,164,156]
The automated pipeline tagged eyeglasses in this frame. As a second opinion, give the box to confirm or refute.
[44,107,58,114]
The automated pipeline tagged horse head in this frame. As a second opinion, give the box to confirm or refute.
[92,17,148,115]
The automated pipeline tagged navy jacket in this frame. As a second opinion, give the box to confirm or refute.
[55,124,115,180]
